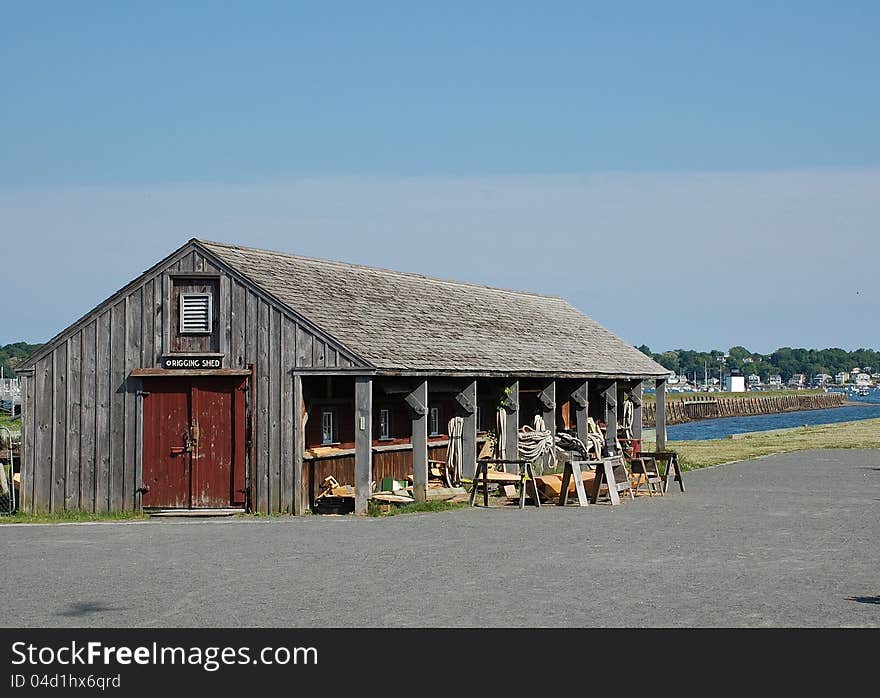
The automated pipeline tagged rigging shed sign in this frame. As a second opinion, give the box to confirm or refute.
[161,356,223,370]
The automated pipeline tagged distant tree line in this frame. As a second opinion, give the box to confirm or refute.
[636,345,880,383]
[0,342,43,377]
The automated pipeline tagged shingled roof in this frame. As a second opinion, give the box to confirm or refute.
[198,240,666,378]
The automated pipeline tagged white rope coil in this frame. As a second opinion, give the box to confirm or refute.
[445,416,464,487]
[517,415,557,475]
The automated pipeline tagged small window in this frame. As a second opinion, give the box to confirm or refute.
[429,406,441,436]
[179,293,213,334]
[379,408,392,439]
[321,410,337,445]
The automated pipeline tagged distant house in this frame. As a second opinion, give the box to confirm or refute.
[788,373,806,388]
[768,375,783,388]
[742,357,754,364]
[747,373,761,387]
[853,372,872,387]
[835,372,849,385]
[812,373,832,387]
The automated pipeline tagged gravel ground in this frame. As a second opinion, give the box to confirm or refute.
[2,449,878,627]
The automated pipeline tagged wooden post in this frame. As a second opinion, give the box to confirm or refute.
[538,379,556,440]
[408,380,428,503]
[632,381,643,442]
[604,381,618,454]
[504,380,519,472]
[457,380,478,480]
[656,377,667,451]
[292,374,306,515]
[571,380,589,447]
[354,376,373,515]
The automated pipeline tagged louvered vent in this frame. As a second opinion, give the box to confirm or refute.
[179,293,212,334]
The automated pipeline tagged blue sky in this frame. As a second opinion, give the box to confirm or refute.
[1,2,878,351]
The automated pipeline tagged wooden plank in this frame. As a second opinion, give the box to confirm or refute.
[504,380,519,471]
[65,334,82,510]
[245,288,258,510]
[51,343,67,512]
[313,338,326,368]
[218,273,230,360]
[161,272,171,365]
[354,376,373,514]
[256,299,270,514]
[280,318,295,513]
[33,355,52,512]
[230,280,247,369]
[268,307,281,514]
[79,321,96,512]
[410,380,428,503]
[460,380,477,480]
[95,311,111,512]
[153,272,163,364]
[297,325,313,368]
[109,300,126,511]
[124,291,141,510]
[20,373,34,512]
[292,374,305,515]
[142,278,154,370]
[655,379,667,451]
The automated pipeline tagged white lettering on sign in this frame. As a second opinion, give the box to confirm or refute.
[162,357,223,369]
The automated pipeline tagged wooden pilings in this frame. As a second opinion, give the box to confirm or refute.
[642,392,846,427]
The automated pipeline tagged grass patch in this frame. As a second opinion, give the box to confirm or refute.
[0,413,20,431]
[368,500,468,517]
[0,509,147,524]
[641,417,880,470]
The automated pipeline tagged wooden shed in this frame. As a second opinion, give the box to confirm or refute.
[16,239,670,514]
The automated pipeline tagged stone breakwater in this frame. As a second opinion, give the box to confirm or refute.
[641,393,845,427]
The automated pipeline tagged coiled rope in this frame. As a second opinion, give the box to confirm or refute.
[518,415,557,475]
[445,416,464,487]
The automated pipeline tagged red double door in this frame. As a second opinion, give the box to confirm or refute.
[142,376,247,509]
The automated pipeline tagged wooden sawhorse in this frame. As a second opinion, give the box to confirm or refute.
[557,459,593,507]
[640,451,685,493]
[590,456,635,505]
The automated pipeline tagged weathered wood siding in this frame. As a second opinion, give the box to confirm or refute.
[20,243,365,513]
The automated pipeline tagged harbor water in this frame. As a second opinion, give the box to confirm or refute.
[665,390,880,441]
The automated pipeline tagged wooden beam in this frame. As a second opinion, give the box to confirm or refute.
[504,380,519,472]
[571,380,589,447]
[354,376,373,514]
[604,381,618,454]
[656,378,667,451]
[632,381,643,441]
[292,374,306,515]
[539,380,556,440]
[409,380,428,503]
[460,381,477,479]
